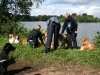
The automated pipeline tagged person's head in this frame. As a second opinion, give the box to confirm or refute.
[65,13,70,20]
[53,15,59,19]
[35,24,41,30]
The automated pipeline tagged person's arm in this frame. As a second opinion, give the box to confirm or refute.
[61,19,66,33]
[27,31,33,42]
[46,18,51,30]
[59,22,61,31]
[39,32,44,44]
[72,17,78,32]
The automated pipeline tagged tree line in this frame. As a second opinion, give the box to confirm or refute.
[0,0,100,36]
[18,13,100,23]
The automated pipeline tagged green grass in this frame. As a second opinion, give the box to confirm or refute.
[0,35,100,68]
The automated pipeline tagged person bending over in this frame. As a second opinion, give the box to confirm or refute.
[45,16,61,54]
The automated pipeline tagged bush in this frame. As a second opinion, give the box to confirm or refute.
[93,31,100,48]
[0,17,31,38]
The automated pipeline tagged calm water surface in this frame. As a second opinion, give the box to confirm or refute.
[22,22,100,46]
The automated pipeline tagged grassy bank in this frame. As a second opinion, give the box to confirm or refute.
[0,35,100,68]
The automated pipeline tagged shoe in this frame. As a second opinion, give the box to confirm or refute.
[31,45,35,48]
[67,46,73,49]
[43,51,50,54]
[54,46,58,50]
[32,45,35,48]
[45,48,50,54]
[43,52,47,55]
[65,47,68,49]
[73,47,79,49]
[54,47,58,50]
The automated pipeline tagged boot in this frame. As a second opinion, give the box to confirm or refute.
[45,48,50,54]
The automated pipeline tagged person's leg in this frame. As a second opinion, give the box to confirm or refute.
[28,40,35,47]
[54,24,59,50]
[67,33,72,49]
[45,23,54,53]
[34,42,39,48]
[72,32,77,48]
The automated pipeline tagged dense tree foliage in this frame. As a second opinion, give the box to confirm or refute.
[0,0,100,36]
[0,0,45,35]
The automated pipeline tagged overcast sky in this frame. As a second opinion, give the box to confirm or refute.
[30,0,100,18]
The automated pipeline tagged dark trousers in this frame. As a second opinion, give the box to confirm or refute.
[67,31,77,48]
[28,40,39,47]
[45,23,60,53]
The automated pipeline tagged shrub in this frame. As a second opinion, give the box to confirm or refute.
[93,31,100,48]
[0,17,31,37]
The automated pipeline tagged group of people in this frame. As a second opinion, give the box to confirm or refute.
[27,13,78,54]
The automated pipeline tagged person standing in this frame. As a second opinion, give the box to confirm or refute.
[45,16,61,54]
[61,13,78,49]
[27,24,44,48]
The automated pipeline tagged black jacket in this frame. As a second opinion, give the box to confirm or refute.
[61,16,78,33]
[27,29,44,44]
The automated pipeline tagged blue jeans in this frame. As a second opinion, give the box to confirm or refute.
[28,40,39,47]
[28,41,34,46]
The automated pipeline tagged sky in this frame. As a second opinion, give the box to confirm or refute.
[30,0,100,18]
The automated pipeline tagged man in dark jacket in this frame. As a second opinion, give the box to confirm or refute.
[45,16,61,54]
[61,13,78,49]
[27,24,44,48]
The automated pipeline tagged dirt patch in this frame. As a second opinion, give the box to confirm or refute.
[7,60,100,75]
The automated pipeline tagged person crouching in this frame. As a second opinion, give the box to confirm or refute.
[27,24,44,48]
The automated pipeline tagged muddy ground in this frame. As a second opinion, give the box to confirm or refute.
[7,59,100,75]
